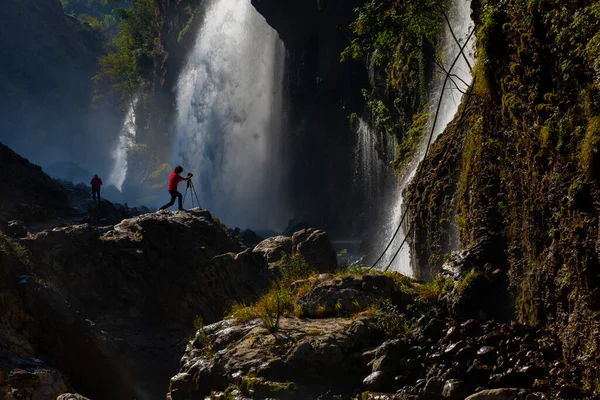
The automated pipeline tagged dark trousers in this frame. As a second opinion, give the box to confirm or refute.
[92,189,101,201]
[160,190,183,210]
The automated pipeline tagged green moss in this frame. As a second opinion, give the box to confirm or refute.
[580,116,600,178]
[456,269,483,295]
[394,111,429,174]
[178,5,198,44]
[516,269,541,326]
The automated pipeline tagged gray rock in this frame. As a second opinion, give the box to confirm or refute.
[363,370,392,392]
[442,379,470,399]
[292,228,338,272]
[253,235,293,264]
[424,376,445,394]
[6,220,27,237]
[465,388,526,400]
[57,395,91,400]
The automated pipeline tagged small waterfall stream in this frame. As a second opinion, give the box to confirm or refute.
[108,99,137,192]
[383,0,476,275]
[172,0,288,230]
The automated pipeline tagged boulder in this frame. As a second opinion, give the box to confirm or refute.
[168,317,375,399]
[253,235,293,264]
[292,228,337,272]
[465,388,526,400]
[363,370,393,392]
[5,220,27,237]
[57,394,91,400]
[297,274,391,317]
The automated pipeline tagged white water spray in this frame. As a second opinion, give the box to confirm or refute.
[173,0,288,230]
[384,0,476,275]
[109,99,137,191]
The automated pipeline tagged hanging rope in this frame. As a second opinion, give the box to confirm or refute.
[383,76,476,272]
[367,26,475,271]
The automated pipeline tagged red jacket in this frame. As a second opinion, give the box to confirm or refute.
[168,172,184,191]
[91,177,102,190]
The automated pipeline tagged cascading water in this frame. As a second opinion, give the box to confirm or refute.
[172,0,288,231]
[109,99,137,191]
[353,118,386,206]
[383,0,477,275]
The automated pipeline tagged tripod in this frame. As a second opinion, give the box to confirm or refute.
[183,178,202,209]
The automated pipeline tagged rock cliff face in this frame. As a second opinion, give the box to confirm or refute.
[251,0,369,236]
[407,0,600,388]
[0,143,341,399]
[0,0,122,174]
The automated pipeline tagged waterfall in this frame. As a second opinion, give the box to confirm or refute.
[383,0,476,275]
[353,118,386,205]
[172,0,288,231]
[109,99,137,191]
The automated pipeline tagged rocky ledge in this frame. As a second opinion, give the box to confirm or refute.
[167,270,595,400]
[0,204,337,399]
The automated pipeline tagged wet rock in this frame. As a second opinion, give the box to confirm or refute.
[442,379,470,399]
[57,394,92,400]
[476,346,498,365]
[363,371,393,392]
[423,319,446,340]
[424,376,445,394]
[465,388,526,399]
[6,220,27,237]
[558,384,587,398]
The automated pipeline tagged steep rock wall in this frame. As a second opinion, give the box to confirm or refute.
[252,0,369,236]
[409,0,600,388]
[0,0,122,175]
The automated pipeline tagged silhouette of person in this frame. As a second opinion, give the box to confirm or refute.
[90,174,103,201]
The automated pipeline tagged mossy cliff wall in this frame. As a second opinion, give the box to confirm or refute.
[409,0,600,388]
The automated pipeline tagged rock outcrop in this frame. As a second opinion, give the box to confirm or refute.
[0,147,342,399]
[167,270,589,399]
[251,0,370,237]
[0,0,122,172]
[0,142,68,224]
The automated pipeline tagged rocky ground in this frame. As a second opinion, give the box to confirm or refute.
[167,268,598,400]
[1,141,598,400]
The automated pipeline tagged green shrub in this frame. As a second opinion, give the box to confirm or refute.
[277,253,314,284]
[229,302,256,323]
[255,284,294,333]
[373,298,414,338]
[416,275,454,302]
[193,315,212,356]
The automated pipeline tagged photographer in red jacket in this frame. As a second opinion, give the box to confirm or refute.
[159,165,192,211]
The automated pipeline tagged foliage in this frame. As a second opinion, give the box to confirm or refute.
[193,315,212,356]
[456,269,482,295]
[416,275,454,302]
[580,116,600,178]
[254,284,294,333]
[178,5,199,44]
[62,0,128,38]
[94,0,160,106]
[341,0,448,182]
[373,298,415,338]
[229,254,312,332]
[61,0,129,17]
[393,110,429,173]
[277,253,314,284]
